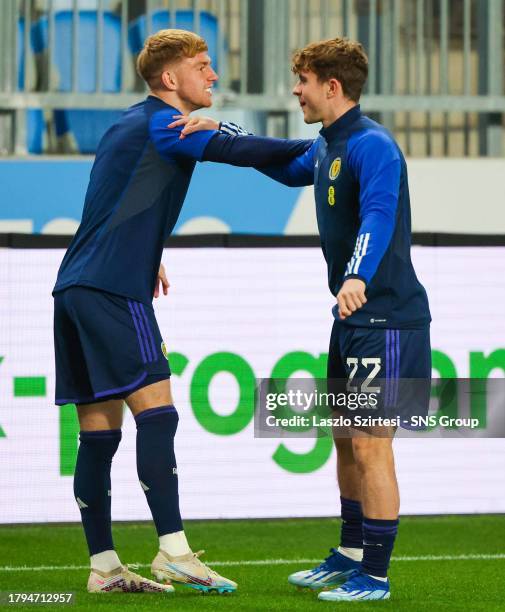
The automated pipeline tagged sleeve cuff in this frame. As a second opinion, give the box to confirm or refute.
[343,273,368,286]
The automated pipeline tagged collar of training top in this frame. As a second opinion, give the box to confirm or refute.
[146,95,182,114]
[319,104,361,142]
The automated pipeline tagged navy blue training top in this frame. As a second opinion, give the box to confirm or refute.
[53,95,310,304]
[260,105,431,329]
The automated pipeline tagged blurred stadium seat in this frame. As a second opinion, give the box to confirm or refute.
[31,11,123,93]
[31,10,125,153]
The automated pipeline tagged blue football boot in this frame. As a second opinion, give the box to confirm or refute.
[288,548,361,590]
[318,570,390,601]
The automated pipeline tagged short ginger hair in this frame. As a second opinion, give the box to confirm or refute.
[137,29,208,89]
[292,37,368,102]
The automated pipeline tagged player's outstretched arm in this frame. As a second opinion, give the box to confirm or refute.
[167,114,316,187]
[150,110,311,167]
[202,132,313,167]
[255,140,317,187]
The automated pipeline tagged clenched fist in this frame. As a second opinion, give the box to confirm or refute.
[336,278,367,320]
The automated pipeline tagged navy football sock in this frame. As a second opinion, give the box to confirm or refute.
[361,517,399,578]
[74,429,122,556]
[340,496,363,549]
[135,406,183,536]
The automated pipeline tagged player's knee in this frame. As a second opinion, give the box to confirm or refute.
[76,429,122,461]
[135,405,179,438]
[351,436,391,472]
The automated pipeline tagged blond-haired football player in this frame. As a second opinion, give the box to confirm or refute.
[53,28,311,595]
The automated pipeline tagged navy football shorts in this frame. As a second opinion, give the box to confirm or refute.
[327,320,431,427]
[53,286,170,405]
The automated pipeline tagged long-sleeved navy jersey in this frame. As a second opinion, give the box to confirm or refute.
[53,95,310,304]
[261,105,431,329]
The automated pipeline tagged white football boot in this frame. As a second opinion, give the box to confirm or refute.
[87,564,174,594]
[151,549,237,594]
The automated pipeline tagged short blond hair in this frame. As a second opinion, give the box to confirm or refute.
[292,38,368,102]
[137,29,208,89]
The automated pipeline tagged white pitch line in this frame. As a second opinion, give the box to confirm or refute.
[0,553,504,572]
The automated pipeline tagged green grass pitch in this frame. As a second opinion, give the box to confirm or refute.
[0,515,504,611]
